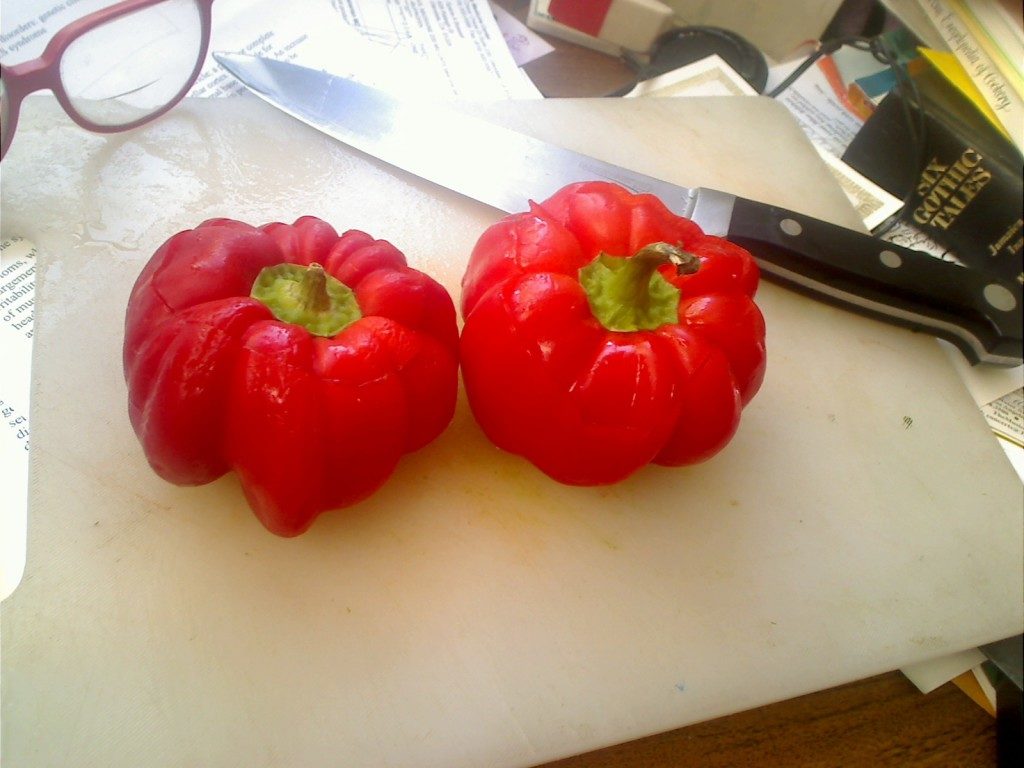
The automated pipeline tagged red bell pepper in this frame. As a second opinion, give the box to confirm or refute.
[460,181,766,485]
[123,216,459,536]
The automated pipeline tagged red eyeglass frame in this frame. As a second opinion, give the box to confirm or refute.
[0,0,215,159]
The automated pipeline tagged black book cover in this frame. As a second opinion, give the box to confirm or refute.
[842,65,1023,286]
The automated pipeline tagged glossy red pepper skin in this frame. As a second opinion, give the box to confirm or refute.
[460,182,766,486]
[123,216,458,536]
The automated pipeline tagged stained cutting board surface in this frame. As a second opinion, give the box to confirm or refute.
[2,95,1021,768]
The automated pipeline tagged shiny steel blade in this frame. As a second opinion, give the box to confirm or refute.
[215,53,1022,367]
[212,53,720,224]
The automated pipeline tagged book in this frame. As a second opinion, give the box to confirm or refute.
[841,58,1024,285]
[915,0,1024,150]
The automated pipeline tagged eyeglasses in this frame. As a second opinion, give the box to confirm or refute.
[0,0,215,160]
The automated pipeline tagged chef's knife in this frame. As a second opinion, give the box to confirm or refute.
[213,53,1023,367]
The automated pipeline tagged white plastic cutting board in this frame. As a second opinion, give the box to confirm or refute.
[2,95,1022,767]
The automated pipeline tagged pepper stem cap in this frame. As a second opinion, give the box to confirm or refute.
[579,242,699,332]
[251,262,361,337]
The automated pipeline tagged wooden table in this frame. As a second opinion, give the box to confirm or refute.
[496,2,1001,765]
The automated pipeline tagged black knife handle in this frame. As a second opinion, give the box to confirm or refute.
[725,197,1023,366]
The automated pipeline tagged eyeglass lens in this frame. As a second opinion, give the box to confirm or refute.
[59,0,203,127]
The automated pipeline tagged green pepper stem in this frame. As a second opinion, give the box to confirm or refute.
[579,242,699,332]
[298,263,331,312]
[251,262,361,337]
[634,242,701,275]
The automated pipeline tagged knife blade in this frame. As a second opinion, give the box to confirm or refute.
[213,52,1023,367]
